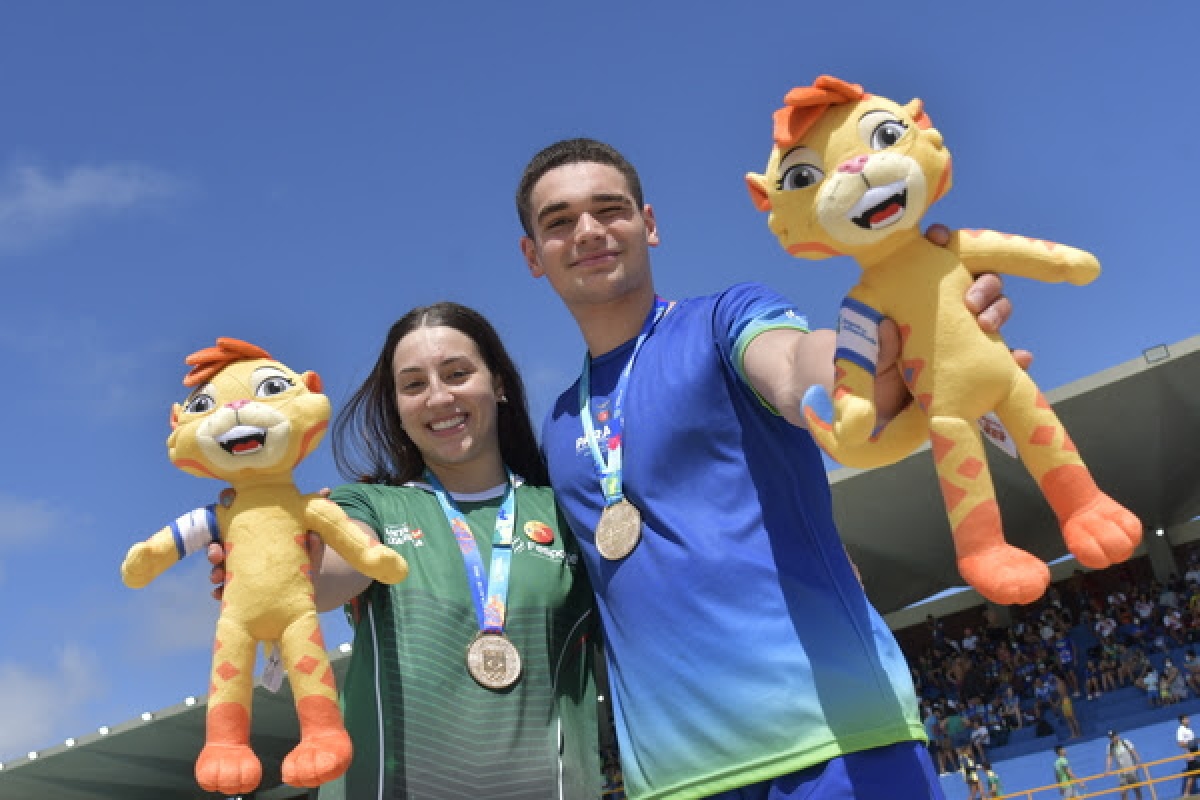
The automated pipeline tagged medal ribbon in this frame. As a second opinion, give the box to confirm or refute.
[578,296,671,506]
[424,470,516,634]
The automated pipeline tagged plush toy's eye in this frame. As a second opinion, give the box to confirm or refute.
[870,120,908,150]
[184,393,216,414]
[778,163,825,191]
[256,375,293,397]
[775,146,824,192]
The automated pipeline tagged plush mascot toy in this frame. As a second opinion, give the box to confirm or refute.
[745,76,1141,606]
[121,338,408,795]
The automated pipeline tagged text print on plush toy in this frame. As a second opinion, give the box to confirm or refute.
[746,76,1142,606]
[121,338,408,795]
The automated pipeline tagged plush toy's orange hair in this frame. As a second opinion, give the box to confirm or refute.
[772,75,933,150]
[184,338,273,387]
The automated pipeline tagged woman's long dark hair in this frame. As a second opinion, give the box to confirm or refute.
[332,302,549,487]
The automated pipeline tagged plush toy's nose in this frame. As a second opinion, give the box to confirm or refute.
[226,399,250,410]
[838,155,869,174]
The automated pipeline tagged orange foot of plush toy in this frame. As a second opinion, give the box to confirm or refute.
[196,703,263,794]
[959,544,1051,607]
[1062,493,1142,569]
[196,743,262,794]
[281,695,354,787]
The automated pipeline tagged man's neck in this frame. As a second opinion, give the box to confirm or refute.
[572,288,657,357]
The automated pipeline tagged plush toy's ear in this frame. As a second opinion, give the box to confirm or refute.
[745,173,772,211]
[905,97,933,130]
[302,371,323,393]
[170,403,183,430]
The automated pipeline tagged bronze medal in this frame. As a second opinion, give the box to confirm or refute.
[595,498,642,561]
[466,632,522,690]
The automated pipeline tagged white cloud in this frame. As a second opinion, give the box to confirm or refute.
[0,162,180,251]
[0,644,103,761]
[0,493,62,548]
[122,558,220,658]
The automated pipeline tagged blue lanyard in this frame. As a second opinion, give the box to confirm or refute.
[578,297,671,505]
[424,470,517,634]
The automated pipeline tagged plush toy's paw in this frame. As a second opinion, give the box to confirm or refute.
[1064,250,1100,286]
[801,385,876,455]
[1062,493,1142,569]
[120,542,158,589]
[360,545,409,585]
[196,742,262,795]
[282,729,353,787]
[958,545,1050,606]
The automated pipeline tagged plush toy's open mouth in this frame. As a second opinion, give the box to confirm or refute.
[850,182,908,230]
[218,425,268,455]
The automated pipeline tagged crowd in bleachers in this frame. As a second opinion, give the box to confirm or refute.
[905,552,1200,781]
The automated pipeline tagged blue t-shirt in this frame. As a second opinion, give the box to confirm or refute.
[543,283,925,799]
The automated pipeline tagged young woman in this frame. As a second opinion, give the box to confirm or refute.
[216,303,601,799]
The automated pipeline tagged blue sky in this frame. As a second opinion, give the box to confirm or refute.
[1,1,1197,763]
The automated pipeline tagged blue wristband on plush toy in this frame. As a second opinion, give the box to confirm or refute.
[170,504,220,559]
[835,297,883,375]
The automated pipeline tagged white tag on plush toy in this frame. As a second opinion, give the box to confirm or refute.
[834,297,883,376]
[978,412,1018,458]
[260,642,285,692]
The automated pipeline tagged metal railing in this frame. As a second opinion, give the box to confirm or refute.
[991,750,1200,799]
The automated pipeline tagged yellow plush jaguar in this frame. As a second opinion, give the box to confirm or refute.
[121,338,408,795]
[746,76,1141,605]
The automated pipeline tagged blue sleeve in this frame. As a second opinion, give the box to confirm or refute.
[713,282,810,409]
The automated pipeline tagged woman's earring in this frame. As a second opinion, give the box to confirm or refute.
[497,393,508,404]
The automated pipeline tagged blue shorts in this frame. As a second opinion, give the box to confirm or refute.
[704,740,945,800]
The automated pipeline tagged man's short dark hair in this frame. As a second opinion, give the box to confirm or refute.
[515,138,645,238]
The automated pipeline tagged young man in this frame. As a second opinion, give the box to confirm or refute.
[1054,745,1084,798]
[517,138,1023,800]
[1105,730,1144,800]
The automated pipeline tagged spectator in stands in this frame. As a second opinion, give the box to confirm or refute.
[1000,686,1023,730]
[957,745,983,800]
[1085,658,1104,700]
[983,761,1001,799]
[1141,663,1161,708]
[945,702,969,752]
[1166,657,1189,703]
[1178,714,1195,752]
[1100,648,1121,692]
[1095,613,1119,641]
[923,704,954,775]
[1160,579,1181,610]
[1185,650,1200,695]
[1133,592,1155,624]
[1051,626,1081,697]
[1181,740,1200,798]
[1054,745,1086,798]
[1104,730,1144,800]
[1055,672,1082,739]
[1122,644,1148,689]
[1166,607,1189,647]
[969,717,990,764]
[1033,676,1056,719]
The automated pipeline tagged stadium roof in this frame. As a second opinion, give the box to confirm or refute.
[0,654,350,800]
[1,334,1195,798]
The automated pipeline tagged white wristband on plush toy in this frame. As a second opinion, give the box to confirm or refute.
[170,505,221,560]
[835,297,883,376]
